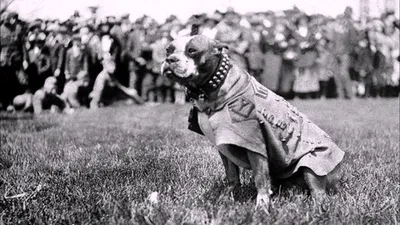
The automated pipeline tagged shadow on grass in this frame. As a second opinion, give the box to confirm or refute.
[201,172,340,206]
[202,180,257,204]
[0,115,58,133]
[0,114,34,121]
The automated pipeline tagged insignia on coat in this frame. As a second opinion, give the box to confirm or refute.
[251,82,269,99]
[228,97,255,123]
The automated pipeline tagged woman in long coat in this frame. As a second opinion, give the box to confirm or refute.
[260,22,282,92]
[291,15,320,99]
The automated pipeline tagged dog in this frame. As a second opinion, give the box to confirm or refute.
[161,35,345,208]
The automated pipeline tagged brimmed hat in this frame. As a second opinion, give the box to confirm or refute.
[7,12,19,20]
[120,14,130,20]
[28,19,43,31]
[106,16,116,24]
[207,11,223,22]
[59,22,69,33]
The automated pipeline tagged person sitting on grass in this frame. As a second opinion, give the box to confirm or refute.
[89,55,145,109]
[11,77,70,114]
[11,91,33,112]
[32,76,70,115]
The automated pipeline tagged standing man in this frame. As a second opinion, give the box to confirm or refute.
[215,9,249,70]
[120,15,144,91]
[63,35,90,107]
[332,7,358,99]
[0,12,26,110]
[80,24,102,89]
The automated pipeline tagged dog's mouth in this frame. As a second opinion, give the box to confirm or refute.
[163,67,196,83]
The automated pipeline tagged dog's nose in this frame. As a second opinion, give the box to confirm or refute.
[166,55,180,64]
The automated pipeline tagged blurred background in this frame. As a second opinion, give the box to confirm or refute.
[5,0,400,22]
[0,0,399,114]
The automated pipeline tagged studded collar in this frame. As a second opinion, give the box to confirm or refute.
[186,51,232,101]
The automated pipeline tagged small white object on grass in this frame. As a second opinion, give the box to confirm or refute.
[146,191,159,204]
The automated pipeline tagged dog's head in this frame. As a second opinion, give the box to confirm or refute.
[161,35,228,86]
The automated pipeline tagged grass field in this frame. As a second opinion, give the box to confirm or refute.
[1,99,399,224]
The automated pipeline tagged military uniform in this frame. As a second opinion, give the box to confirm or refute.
[193,74,344,179]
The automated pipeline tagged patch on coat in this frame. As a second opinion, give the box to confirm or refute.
[228,97,256,123]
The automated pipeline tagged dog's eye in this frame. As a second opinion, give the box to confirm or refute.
[187,48,198,54]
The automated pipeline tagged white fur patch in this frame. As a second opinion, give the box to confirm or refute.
[164,36,199,79]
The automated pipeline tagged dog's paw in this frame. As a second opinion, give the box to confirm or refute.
[255,193,270,212]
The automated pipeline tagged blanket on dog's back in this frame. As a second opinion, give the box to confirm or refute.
[193,76,345,179]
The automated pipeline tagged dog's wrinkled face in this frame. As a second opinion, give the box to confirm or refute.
[161,35,228,85]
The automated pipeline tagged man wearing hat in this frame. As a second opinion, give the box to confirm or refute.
[215,9,250,71]
[45,20,64,76]
[109,15,130,87]
[201,12,221,39]
[120,15,145,94]
[64,35,88,81]
[63,34,90,107]
[52,21,72,93]
[25,31,52,93]
[80,23,102,89]
[331,7,357,99]
[245,14,265,83]
[0,12,26,110]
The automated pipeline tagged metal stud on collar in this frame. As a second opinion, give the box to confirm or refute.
[198,94,205,102]
[186,52,231,102]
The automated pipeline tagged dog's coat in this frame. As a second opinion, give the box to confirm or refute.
[162,35,345,205]
[191,67,344,179]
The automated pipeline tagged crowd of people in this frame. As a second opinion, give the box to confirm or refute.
[0,6,399,114]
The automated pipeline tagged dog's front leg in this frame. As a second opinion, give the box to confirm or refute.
[218,151,240,187]
[247,151,271,209]
[303,167,327,203]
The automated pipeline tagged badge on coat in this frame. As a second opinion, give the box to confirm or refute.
[228,97,256,123]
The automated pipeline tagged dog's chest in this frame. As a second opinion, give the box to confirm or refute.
[198,112,216,144]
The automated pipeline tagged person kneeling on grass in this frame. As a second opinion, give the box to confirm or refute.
[89,55,145,109]
[32,76,72,114]
[12,77,70,114]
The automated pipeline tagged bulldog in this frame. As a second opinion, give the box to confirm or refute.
[161,35,345,208]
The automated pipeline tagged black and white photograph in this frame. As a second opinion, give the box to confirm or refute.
[0,0,399,224]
